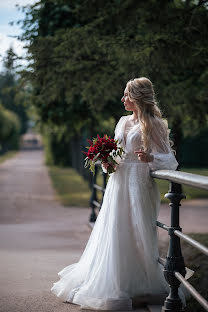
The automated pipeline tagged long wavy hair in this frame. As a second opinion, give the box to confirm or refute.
[126,77,171,153]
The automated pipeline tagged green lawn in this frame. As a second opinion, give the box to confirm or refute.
[48,166,208,207]
[48,166,91,207]
[0,151,17,164]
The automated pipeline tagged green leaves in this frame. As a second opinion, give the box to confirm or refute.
[19,0,208,150]
[92,152,100,162]
[0,104,21,149]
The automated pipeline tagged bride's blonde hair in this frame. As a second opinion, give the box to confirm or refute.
[126,77,170,153]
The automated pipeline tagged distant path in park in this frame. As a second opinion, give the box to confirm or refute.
[0,150,207,312]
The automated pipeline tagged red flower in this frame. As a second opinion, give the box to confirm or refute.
[83,134,124,175]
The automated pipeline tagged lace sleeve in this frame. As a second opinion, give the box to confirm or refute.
[148,118,178,171]
[114,116,126,140]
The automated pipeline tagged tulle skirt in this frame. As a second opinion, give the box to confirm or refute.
[51,159,184,310]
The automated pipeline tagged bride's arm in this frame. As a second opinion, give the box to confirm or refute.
[148,119,178,171]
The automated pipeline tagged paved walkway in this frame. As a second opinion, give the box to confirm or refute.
[0,150,207,312]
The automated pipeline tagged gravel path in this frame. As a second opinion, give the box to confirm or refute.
[0,150,207,312]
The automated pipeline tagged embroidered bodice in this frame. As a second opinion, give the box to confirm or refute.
[114,114,178,170]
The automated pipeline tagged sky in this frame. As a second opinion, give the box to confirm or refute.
[0,0,36,71]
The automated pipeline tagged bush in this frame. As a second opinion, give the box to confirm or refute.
[0,105,21,152]
[42,125,73,167]
[180,128,208,167]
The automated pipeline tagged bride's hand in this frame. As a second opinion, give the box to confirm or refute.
[134,149,154,163]
[102,161,117,171]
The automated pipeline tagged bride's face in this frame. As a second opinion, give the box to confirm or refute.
[121,89,136,112]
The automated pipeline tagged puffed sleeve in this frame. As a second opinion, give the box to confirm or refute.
[148,118,178,171]
[114,116,126,141]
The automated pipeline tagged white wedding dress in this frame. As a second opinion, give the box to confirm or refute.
[51,114,182,310]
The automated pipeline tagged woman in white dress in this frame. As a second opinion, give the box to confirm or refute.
[51,77,180,310]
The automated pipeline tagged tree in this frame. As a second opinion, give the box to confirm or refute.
[0,104,21,152]
[0,47,28,134]
[19,0,208,165]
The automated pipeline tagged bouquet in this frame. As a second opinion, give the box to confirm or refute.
[83,134,125,175]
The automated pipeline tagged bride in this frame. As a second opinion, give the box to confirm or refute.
[51,77,180,310]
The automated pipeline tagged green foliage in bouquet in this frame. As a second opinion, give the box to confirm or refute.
[84,134,125,175]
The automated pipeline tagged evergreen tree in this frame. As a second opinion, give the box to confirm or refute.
[0,47,28,134]
[19,0,208,162]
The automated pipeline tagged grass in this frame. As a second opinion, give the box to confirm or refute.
[0,151,18,164]
[48,166,91,207]
[159,233,208,312]
[48,166,104,207]
[48,165,208,207]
